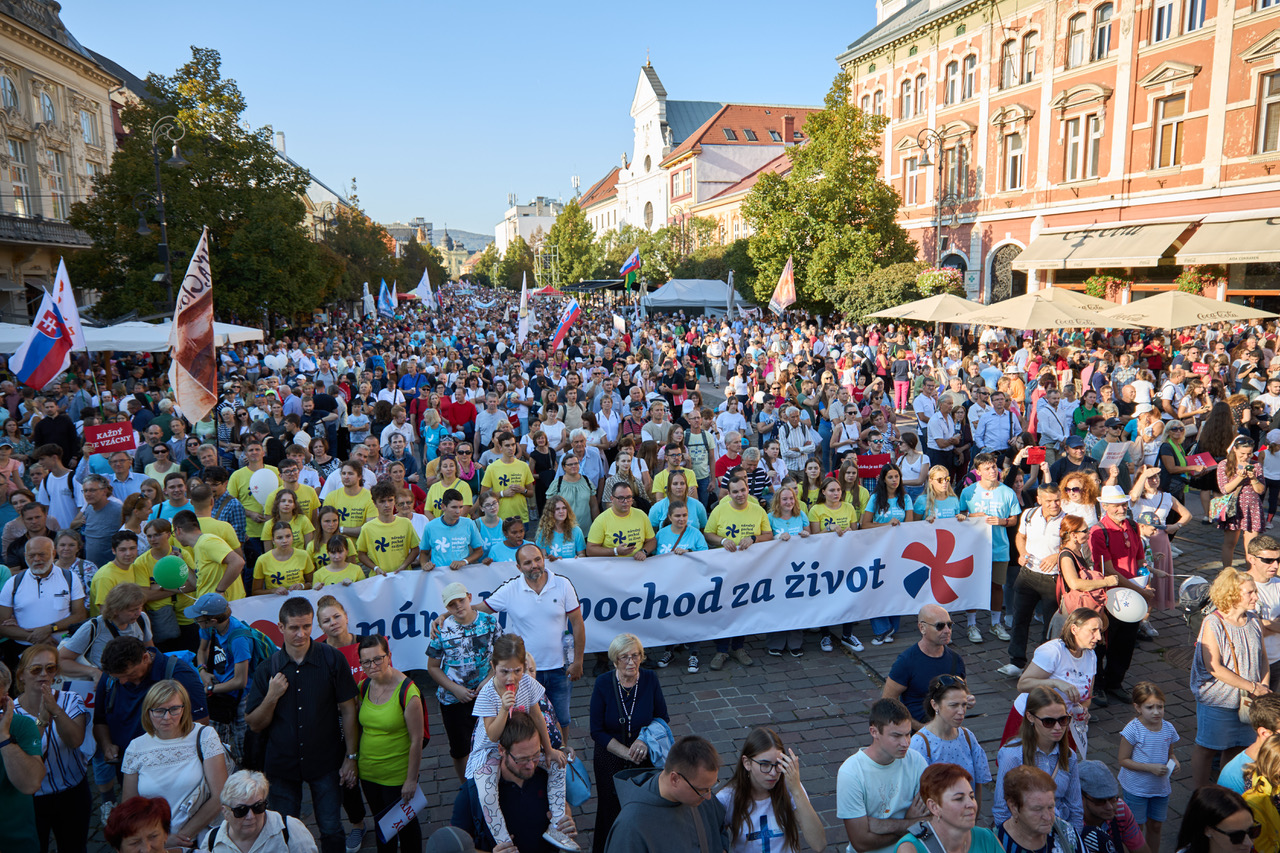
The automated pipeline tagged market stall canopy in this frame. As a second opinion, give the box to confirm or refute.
[1022,286,1115,312]
[1098,291,1278,328]
[957,291,1138,330]
[1012,221,1194,271]
[643,279,740,310]
[866,293,986,323]
[1175,214,1280,266]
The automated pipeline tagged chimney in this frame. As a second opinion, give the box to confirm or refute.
[782,115,795,146]
[274,131,286,155]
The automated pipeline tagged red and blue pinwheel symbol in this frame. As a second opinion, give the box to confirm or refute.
[901,529,974,605]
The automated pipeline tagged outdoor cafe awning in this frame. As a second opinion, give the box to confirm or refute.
[1012,221,1194,271]
[1175,216,1280,266]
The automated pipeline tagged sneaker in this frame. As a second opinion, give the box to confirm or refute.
[883,631,895,644]
[789,647,804,658]
[767,648,783,656]
[710,652,730,671]
[967,625,985,644]
[991,623,1011,641]
[1092,690,1110,708]
[821,635,834,652]
[687,655,700,673]
[543,826,581,851]
[100,801,116,827]
[1170,544,1184,557]
[871,633,886,646]
[841,633,864,652]
[656,650,674,668]
[730,648,753,666]
[997,663,1023,677]
[1138,622,1159,639]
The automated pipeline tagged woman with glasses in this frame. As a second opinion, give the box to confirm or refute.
[198,769,318,852]
[910,677,991,817]
[355,636,424,853]
[897,433,928,501]
[993,686,1084,831]
[1059,472,1100,527]
[590,632,669,853]
[1175,785,1259,853]
[14,643,89,853]
[122,680,227,849]
[718,726,825,853]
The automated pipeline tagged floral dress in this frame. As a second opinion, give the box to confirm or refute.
[1217,464,1265,533]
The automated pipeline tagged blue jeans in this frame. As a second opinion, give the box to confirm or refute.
[870,615,900,637]
[269,769,346,853]
[536,666,572,728]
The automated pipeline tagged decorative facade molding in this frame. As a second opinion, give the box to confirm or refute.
[1137,61,1200,89]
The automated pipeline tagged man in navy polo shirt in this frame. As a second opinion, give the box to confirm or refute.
[880,604,970,728]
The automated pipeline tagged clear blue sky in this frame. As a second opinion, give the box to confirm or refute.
[61,2,874,235]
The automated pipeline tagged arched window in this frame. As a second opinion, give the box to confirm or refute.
[900,79,913,119]
[860,94,871,112]
[1022,32,1039,82]
[1093,4,1113,60]
[1067,15,1087,67]
[914,74,927,116]
[873,89,885,115]
[962,55,978,99]
[945,61,960,104]
[1000,40,1018,89]
[40,92,54,124]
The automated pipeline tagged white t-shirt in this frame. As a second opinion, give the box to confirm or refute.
[1013,639,1097,723]
[1018,508,1064,574]
[0,567,85,644]
[836,749,927,853]
[1255,575,1280,664]
[716,784,806,853]
[122,724,225,830]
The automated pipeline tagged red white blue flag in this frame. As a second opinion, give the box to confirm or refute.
[550,298,581,350]
[12,291,72,389]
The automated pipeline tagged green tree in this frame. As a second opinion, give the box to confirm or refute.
[495,236,535,290]
[545,199,598,285]
[831,261,925,320]
[742,71,917,312]
[395,236,448,293]
[68,47,326,319]
[324,205,397,301]
[466,243,499,288]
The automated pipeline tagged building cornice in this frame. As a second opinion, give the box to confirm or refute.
[0,18,119,91]
[837,0,987,71]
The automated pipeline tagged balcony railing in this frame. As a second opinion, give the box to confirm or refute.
[0,213,91,248]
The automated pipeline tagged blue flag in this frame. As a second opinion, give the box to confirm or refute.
[377,279,395,319]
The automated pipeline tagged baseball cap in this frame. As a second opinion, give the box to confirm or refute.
[184,593,230,619]
[441,582,469,606]
[1077,760,1120,799]
[1104,417,1124,430]
[1268,429,1280,445]
[1064,435,1085,449]
[1136,510,1166,530]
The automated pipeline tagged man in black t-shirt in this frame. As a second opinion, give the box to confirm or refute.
[881,604,970,727]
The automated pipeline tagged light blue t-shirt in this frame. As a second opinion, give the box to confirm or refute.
[959,482,1020,561]
[913,494,962,520]
[487,539,532,563]
[535,528,585,560]
[1217,748,1252,794]
[649,498,708,531]
[476,519,504,551]
[865,494,909,523]
[655,525,708,554]
[424,516,485,565]
[767,512,810,536]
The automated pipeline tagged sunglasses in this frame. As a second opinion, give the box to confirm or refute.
[1209,823,1262,845]
[1032,712,1071,728]
[928,621,953,631]
[228,799,269,819]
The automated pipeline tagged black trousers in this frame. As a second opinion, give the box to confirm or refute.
[1103,617,1141,691]
[360,779,421,853]
[1008,570,1058,668]
[35,777,91,853]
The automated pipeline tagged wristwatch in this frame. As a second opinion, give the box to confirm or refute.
[346,753,358,760]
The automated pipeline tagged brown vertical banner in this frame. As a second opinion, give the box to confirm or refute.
[168,226,217,424]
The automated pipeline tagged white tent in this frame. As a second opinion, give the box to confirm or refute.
[0,320,263,354]
[643,279,745,311]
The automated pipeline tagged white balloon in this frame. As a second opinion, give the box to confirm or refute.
[264,353,288,371]
[249,468,280,506]
[1106,588,1149,623]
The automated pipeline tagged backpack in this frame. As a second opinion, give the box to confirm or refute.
[12,565,76,598]
[84,614,148,647]
[204,818,288,850]
[219,624,280,678]
[359,676,430,748]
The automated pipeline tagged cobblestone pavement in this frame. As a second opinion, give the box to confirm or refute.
[83,514,1227,852]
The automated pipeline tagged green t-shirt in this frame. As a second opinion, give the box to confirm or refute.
[357,678,422,786]
[0,712,40,850]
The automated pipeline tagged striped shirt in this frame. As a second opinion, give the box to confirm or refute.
[14,689,88,794]
[1117,718,1179,797]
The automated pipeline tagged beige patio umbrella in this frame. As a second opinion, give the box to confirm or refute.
[867,293,986,323]
[1026,286,1116,312]
[957,291,1138,330]
[1098,290,1278,328]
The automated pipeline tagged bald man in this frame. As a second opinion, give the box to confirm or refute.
[0,536,88,670]
[881,605,970,728]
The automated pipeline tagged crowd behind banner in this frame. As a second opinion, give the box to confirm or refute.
[0,281,1277,852]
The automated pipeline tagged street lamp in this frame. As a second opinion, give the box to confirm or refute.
[915,127,963,266]
[135,115,189,306]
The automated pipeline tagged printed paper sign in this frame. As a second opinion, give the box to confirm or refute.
[857,453,891,479]
[1098,441,1130,470]
[376,785,428,843]
[1192,363,1210,375]
[84,422,137,453]
[1188,452,1217,469]
[1027,447,1046,464]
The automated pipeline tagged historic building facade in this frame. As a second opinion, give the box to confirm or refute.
[838,0,1280,304]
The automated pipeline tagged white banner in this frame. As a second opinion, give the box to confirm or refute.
[229,521,991,656]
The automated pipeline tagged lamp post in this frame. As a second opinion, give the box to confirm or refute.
[915,127,961,266]
[134,115,189,306]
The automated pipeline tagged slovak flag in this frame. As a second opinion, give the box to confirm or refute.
[550,298,581,350]
[13,291,73,389]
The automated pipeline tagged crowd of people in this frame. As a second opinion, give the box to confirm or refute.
[0,281,1278,852]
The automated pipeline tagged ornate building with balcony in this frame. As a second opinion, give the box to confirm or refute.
[0,0,119,317]
[838,0,1280,305]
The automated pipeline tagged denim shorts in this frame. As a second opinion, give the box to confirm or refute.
[1121,790,1169,824]
[1195,701,1255,751]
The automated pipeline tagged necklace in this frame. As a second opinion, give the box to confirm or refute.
[617,672,639,740]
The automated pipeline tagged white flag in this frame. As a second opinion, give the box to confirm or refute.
[414,266,433,310]
[53,257,86,351]
[362,282,375,318]
[517,272,530,344]
[612,313,626,336]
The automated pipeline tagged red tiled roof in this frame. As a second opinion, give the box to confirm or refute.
[703,148,796,202]
[579,166,622,210]
[658,104,819,168]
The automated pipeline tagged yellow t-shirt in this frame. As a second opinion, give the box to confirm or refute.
[424,479,474,517]
[324,488,377,529]
[265,484,321,520]
[193,533,245,601]
[132,542,197,623]
[254,548,314,592]
[587,508,655,552]
[842,485,871,515]
[308,535,357,572]
[312,563,365,588]
[705,501,772,545]
[481,458,534,522]
[197,516,241,551]
[88,562,144,618]
[809,502,860,532]
[651,467,697,497]
[260,515,316,550]
[227,464,280,538]
[356,516,421,574]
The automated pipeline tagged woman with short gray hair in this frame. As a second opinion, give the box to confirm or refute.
[199,770,317,852]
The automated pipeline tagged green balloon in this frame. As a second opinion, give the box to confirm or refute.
[154,555,189,590]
